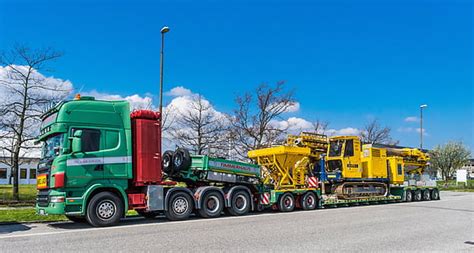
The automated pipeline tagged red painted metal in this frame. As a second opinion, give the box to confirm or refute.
[131,110,162,186]
[127,193,146,209]
[53,172,65,188]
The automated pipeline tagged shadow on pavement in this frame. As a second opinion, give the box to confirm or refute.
[0,223,32,234]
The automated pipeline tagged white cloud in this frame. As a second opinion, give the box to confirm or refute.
[82,90,153,110]
[272,117,313,133]
[0,65,73,105]
[404,116,419,122]
[326,127,361,136]
[397,127,428,136]
[285,102,300,113]
[165,86,193,97]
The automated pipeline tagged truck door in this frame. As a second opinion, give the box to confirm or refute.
[66,128,104,187]
[102,129,131,180]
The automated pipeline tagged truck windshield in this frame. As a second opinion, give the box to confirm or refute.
[41,134,64,159]
[329,140,344,157]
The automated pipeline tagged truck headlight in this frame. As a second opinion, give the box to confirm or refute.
[50,196,65,203]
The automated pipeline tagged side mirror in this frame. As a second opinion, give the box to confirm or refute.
[71,130,83,153]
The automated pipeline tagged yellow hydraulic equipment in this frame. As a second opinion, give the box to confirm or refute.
[326,136,430,199]
[248,132,328,190]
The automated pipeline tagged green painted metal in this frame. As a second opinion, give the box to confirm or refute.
[177,155,261,182]
[36,98,132,216]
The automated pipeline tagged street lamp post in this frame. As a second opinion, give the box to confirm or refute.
[420,104,427,150]
[159,26,170,125]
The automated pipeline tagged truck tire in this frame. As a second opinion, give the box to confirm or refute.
[413,189,422,201]
[66,215,86,223]
[198,191,224,218]
[431,188,440,200]
[422,189,431,201]
[405,190,413,202]
[278,193,295,212]
[300,192,317,210]
[165,191,193,221]
[162,150,174,174]
[172,148,191,174]
[86,192,124,227]
[226,190,251,216]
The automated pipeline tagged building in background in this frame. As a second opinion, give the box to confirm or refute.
[0,157,39,185]
[461,159,474,179]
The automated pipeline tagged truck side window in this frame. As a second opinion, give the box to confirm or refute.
[344,139,354,157]
[72,129,101,152]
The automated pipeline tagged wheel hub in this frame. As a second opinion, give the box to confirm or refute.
[173,197,188,214]
[97,200,116,220]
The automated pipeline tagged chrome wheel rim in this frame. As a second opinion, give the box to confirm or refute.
[173,197,188,214]
[97,200,116,220]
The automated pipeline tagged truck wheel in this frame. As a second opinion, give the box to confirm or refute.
[278,193,295,212]
[226,190,251,216]
[172,148,191,174]
[165,191,193,221]
[431,189,440,200]
[413,189,422,201]
[162,150,174,174]
[301,192,317,210]
[66,215,86,223]
[86,192,123,227]
[198,191,224,218]
[422,189,431,201]
[405,190,413,202]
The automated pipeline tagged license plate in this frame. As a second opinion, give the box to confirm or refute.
[37,174,48,189]
[39,209,45,215]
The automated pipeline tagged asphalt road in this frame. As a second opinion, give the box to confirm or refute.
[0,191,472,252]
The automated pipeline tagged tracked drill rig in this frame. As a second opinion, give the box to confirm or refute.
[324,136,431,200]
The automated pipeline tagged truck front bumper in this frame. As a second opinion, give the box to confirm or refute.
[36,190,67,215]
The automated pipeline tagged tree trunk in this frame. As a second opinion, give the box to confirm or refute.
[12,152,20,201]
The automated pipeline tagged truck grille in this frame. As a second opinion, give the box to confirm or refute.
[37,190,50,207]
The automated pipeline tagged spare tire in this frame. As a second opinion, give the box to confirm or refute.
[172,148,191,174]
[162,150,174,174]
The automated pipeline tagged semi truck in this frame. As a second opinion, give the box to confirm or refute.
[36,96,439,227]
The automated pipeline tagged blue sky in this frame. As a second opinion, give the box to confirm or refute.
[0,0,472,151]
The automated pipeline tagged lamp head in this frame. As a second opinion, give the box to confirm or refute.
[420,104,428,108]
[161,26,170,34]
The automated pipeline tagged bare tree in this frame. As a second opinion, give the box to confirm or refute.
[229,81,296,159]
[0,45,71,200]
[313,120,329,134]
[429,142,470,183]
[359,119,398,145]
[170,95,227,156]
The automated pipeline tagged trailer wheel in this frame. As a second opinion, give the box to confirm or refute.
[162,150,174,174]
[405,190,413,202]
[165,191,193,221]
[301,192,317,210]
[86,192,123,227]
[66,215,86,223]
[413,189,422,201]
[422,189,431,201]
[226,190,251,216]
[198,191,224,218]
[431,188,440,200]
[278,193,295,212]
[172,148,191,174]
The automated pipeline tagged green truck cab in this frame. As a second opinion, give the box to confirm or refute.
[36,96,132,224]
